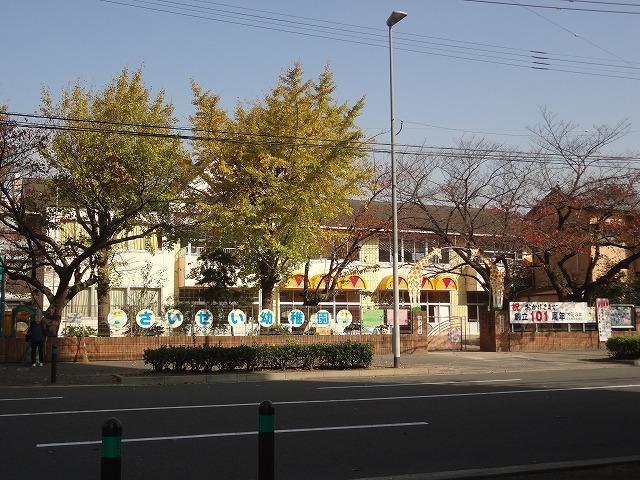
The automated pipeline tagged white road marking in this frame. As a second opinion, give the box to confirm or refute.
[317,379,522,390]
[4,383,640,419]
[36,422,428,448]
[0,396,63,402]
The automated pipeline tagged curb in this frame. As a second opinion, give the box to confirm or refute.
[111,362,621,385]
[352,455,640,479]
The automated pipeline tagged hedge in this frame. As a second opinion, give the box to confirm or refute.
[143,341,374,372]
[606,336,640,359]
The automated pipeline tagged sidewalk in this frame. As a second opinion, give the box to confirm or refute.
[0,350,624,387]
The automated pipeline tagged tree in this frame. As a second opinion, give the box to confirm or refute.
[0,69,190,335]
[398,139,532,308]
[191,247,255,305]
[522,108,640,302]
[191,64,370,309]
[300,167,390,306]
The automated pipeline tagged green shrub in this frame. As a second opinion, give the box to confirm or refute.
[606,335,640,359]
[142,341,374,373]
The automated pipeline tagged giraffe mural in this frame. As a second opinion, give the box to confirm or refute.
[470,248,504,309]
[407,248,441,309]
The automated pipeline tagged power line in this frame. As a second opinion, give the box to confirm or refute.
[558,0,640,7]
[5,112,637,161]
[464,0,640,14]
[402,120,531,137]
[507,0,635,66]
[3,116,639,167]
[137,0,640,71]
[157,0,640,66]
[98,0,640,80]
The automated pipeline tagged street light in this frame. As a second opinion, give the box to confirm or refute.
[387,10,407,368]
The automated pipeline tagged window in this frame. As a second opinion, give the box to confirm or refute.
[467,291,489,304]
[428,246,450,264]
[378,236,391,263]
[63,289,90,317]
[109,288,127,309]
[403,238,426,263]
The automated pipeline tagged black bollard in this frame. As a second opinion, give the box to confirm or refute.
[51,344,58,384]
[101,418,122,480]
[258,400,275,480]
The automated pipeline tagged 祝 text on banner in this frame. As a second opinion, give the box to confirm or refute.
[509,302,594,324]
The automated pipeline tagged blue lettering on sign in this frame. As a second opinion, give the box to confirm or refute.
[167,311,183,326]
[138,311,153,327]
[260,310,273,326]
[229,311,244,325]
[197,310,212,326]
[290,310,304,327]
[317,311,329,325]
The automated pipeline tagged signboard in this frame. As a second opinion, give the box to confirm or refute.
[509,302,593,323]
[107,309,127,330]
[610,304,635,330]
[336,309,353,327]
[362,309,384,327]
[135,309,155,328]
[195,309,213,328]
[596,298,612,342]
[259,309,275,327]
[385,309,409,326]
[288,309,305,327]
[315,309,331,327]
[165,309,184,328]
[227,309,246,327]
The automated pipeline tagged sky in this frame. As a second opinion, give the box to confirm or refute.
[2,0,639,154]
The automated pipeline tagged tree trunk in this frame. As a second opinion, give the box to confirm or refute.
[259,261,279,311]
[96,250,111,336]
[261,281,275,310]
[44,303,64,337]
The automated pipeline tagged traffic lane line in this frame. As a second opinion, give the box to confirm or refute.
[317,378,522,389]
[0,396,63,401]
[36,421,428,448]
[3,383,640,418]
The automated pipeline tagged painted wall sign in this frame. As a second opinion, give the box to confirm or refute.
[509,302,593,324]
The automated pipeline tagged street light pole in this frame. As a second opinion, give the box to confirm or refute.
[387,10,407,369]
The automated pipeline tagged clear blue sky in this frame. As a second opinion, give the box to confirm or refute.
[3,0,639,152]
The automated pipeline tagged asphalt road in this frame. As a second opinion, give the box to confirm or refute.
[1,367,640,479]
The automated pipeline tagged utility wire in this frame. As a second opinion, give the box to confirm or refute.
[99,0,640,80]
[507,0,635,66]
[4,116,638,166]
[137,0,640,71]
[464,0,640,14]
[4,112,636,161]
[558,0,640,7]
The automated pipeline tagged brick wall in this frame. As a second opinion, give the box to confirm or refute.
[0,334,447,363]
[509,331,600,351]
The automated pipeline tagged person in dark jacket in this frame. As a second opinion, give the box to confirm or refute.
[25,318,47,366]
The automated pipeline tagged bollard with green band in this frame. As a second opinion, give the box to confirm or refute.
[258,400,275,480]
[50,344,58,384]
[101,417,122,480]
